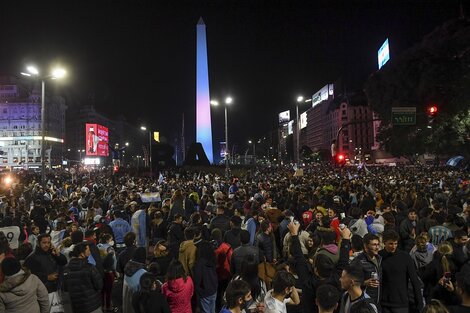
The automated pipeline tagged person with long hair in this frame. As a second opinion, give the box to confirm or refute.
[132,272,170,313]
[423,242,456,301]
[161,260,194,313]
[193,240,218,313]
[233,254,267,312]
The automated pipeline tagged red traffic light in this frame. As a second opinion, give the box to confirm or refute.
[337,154,345,161]
[427,105,438,115]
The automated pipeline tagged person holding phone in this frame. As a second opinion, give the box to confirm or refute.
[24,233,68,294]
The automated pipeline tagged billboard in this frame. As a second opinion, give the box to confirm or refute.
[220,141,227,158]
[279,110,290,124]
[378,39,390,69]
[288,120,294,135]
[300,112,307,129]
[311,84,332,108]
[86,123,109,156]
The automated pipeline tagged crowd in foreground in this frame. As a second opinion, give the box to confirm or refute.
[0,163,467,313]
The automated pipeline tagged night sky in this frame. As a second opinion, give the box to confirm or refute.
[0,0,466,152]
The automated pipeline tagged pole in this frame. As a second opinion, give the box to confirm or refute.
[40,80,46,188]
[224,106,229,178]
[148,131,152,174]
[296,104,300,166]
[253,142,256,163]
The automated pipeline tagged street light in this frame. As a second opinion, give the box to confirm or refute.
[294,96,312,167]
[248,140,256,163]
[140,126,152,173]
[211,96,233,178]
[21,65,67,187]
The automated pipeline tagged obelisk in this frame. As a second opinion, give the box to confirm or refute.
[196,17,214,163]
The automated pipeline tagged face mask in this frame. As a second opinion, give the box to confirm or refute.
[243,299,254,312]
[109,241,115,246]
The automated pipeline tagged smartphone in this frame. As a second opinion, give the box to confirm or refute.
[340,212,346,219]
[444,272,451,284]
[289,216,294,223]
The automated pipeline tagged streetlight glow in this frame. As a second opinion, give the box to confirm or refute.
[125,142,129,146]
[297,96,304,102]
[51,68,66,79]
[248,140,252,144]
[225,97,233,104]
[210,100,219,106]
[140,126,147,131]
[26,66,39,75]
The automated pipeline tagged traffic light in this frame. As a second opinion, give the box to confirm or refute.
[427,105,438,127]
[336,153,346,166]
[113,165,119,173]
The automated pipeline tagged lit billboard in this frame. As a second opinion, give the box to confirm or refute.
[300,112,307,129]
[279,110,290,124]
[288,120,294,135]
[311,84,333,108]
[378,39,390,69]
[86,123,109,156]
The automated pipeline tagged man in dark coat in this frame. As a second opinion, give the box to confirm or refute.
[63,242,103,313]
[24,233,68,293]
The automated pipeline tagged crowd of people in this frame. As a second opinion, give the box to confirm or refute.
[0,163,467,313]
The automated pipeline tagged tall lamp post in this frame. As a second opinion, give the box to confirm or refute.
[295,96,303,166]
[211,96,232,178]
[140,126,152,173]
[21,65,66,188]
[248,140,256,164]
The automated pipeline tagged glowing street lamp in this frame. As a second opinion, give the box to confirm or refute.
[21,65,67,187]
[211,96,233,178]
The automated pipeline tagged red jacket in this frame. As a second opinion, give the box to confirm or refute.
[162,276,194,313]
[214,242,232,281]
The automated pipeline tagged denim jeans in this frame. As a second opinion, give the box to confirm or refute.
[199,293,217,313]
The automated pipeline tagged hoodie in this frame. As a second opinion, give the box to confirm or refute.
[162,276,194,313]
[316,244,340,264]
[179,240,196,275]
[0,270,49,313]
[193,258,218,298]
[123,260,147,313]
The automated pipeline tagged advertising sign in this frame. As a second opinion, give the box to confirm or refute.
[86,123,109,156]
[378,39,390,69]
[311,84,330,108]
[391,107,416,125]
[300,112,307,129]
[278,110,290,124]
[220,141,227,158]
[288,120,294,135]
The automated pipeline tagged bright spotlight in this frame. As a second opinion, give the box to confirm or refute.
[51,68,66,79]
[26,66,39,75]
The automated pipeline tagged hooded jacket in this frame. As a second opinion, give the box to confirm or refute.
[315,244,340,264]
[123,260,147,313]
[350,252,382,305]
[0,270,49,313]
[162,276,194,313]
[63,258,103,313]
[179,240,197,275]
[193,258,218,298]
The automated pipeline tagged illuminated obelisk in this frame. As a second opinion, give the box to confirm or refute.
[196,17,214,164]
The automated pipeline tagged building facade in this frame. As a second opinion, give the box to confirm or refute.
[0,80,66,169]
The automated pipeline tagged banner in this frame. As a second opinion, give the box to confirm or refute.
[0,226,20,249]
[141,192,161,203]
[85,123,109,156]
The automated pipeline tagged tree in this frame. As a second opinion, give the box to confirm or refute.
[365,18,470,157]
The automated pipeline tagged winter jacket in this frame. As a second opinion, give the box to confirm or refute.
[256,232,278,262]
[339,291,378,313]
[231,244,259,276]
[0,270,49,313]
[315,244,340,265]
[409,243,435,277]
[193,258,218,298]
[210,215,231,234]
[224,228,242,249]
[63,258,103,313]
[24,248,68,293]
[350,252,382,304]
[123,260,147,313]
[116,246,137,274]
[379,249,424,311]
[399,218,417,252]
[179,240,197,276]
[162,276,194,313]
[214,241,233,281]
[131,290,170,313]
[168,222,184,259]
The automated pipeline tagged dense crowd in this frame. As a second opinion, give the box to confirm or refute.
[0,163,468,313]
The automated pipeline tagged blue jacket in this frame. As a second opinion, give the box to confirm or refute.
[110,218,132,244]
[245,217,257,245]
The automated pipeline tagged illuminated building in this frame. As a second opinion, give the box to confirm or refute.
[0,80,66,169]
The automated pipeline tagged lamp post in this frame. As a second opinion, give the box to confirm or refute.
[295,96,303,166]
[21,66,66,187]
[248,140,256,164]
[140,126,152,173]
[211,96,232,178]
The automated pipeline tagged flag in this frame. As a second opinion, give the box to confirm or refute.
[347,171,353,180]
[158,173,164,184]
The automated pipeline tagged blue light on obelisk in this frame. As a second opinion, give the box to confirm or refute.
[196,17,214,163]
